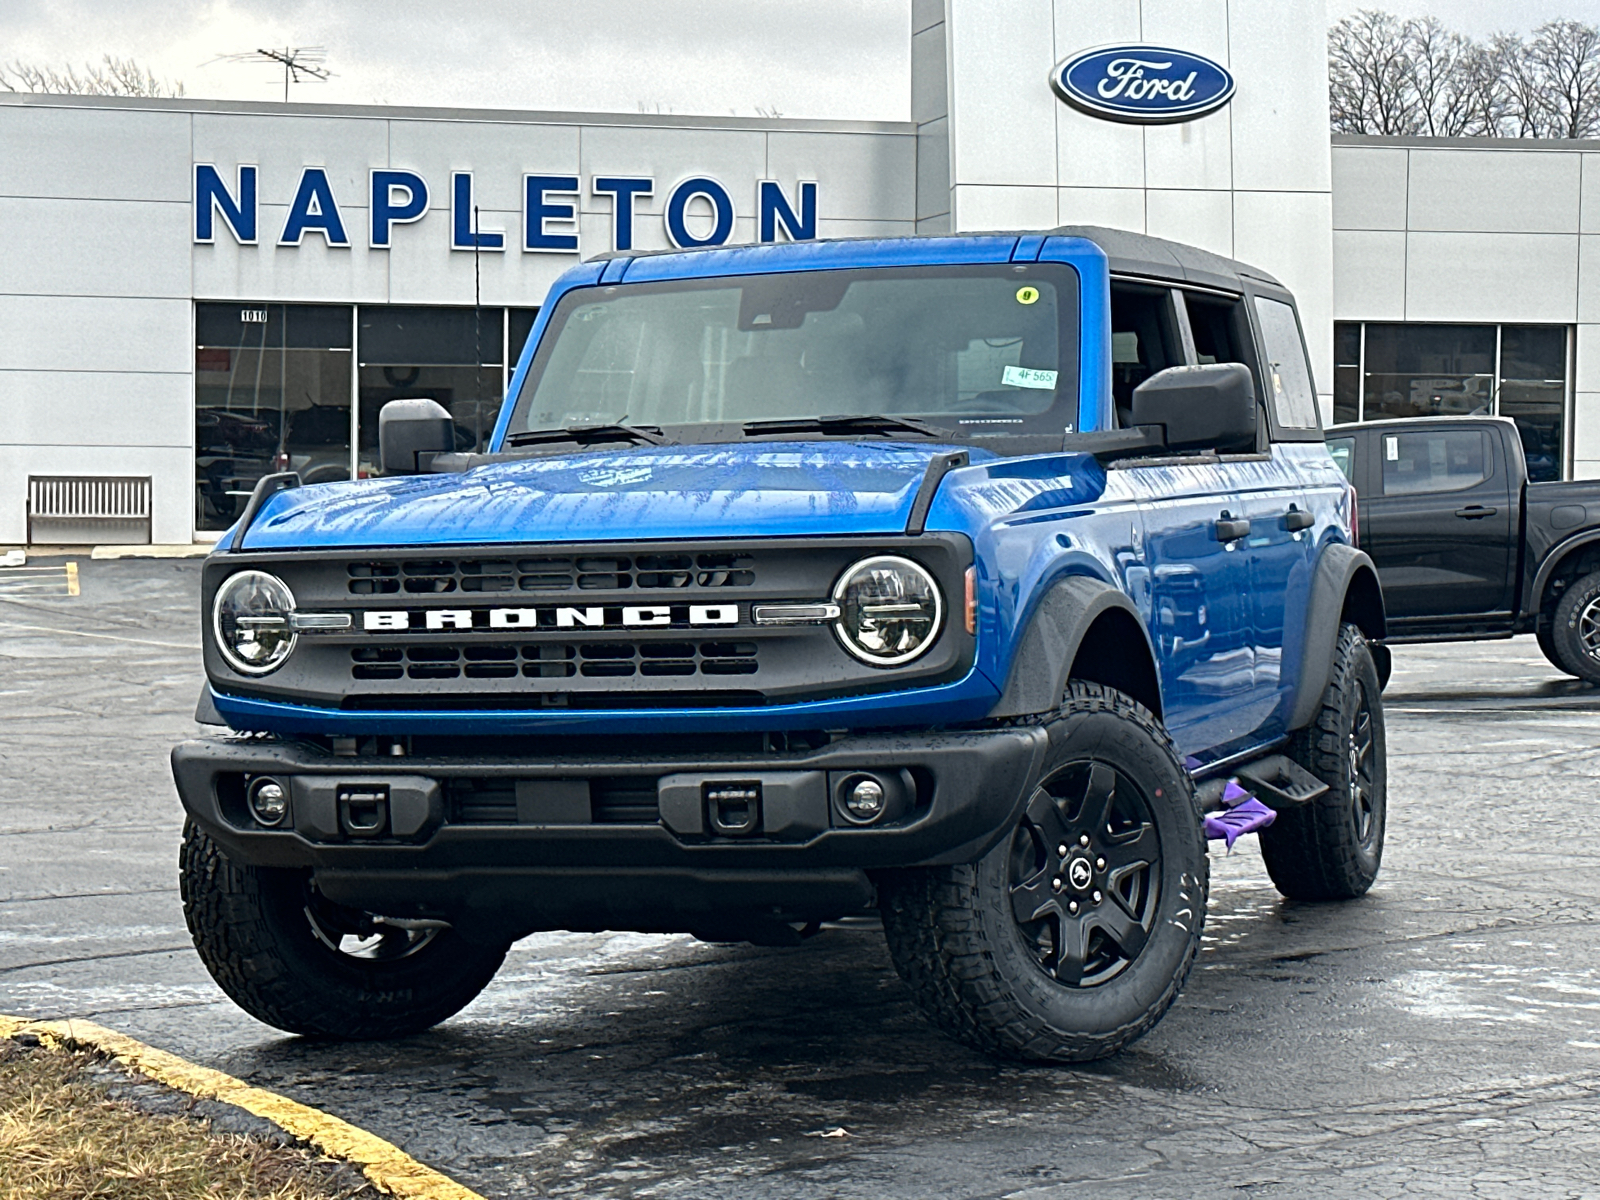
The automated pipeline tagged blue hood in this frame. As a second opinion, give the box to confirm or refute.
[236,441,999,550]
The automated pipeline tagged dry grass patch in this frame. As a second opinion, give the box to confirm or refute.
[0,1037,375,1200]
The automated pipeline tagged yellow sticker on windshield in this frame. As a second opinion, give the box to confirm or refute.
[1015,286,1040,305]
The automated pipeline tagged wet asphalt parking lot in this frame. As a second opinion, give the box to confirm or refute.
[2,556,1600,1198]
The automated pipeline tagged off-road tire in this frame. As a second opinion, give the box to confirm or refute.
[878,682,1207,1063]
[180,821,509,1038]
[1549,570,1600,684]
[1261,623,1386,901]
[1536,621,1563,673]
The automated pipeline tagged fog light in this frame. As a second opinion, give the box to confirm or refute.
[249,779,288,826]
[844,777,886,823]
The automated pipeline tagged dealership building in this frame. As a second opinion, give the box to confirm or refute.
[1,0,1596,546]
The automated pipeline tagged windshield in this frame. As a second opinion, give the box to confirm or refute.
[505,263,1080,441]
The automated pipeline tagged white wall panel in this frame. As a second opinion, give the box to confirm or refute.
[1331,145,1408,231]
[1145,188,1232,256]
[192,113,387,209]
[1144,113,1233,192]
[951,184,1057,231]
[1057,186,1146,231]
[1226,0,1333,193]
[0,198,190,299]
[1570,387,1600,461]
[385,211,559,307]
[1406,149,1580,234]
[4,370,191,448]
[0,105,190,201]
[912,22,948,125]
[767,133,917,222]
[578,126,766,217]
[1054,109,1146,191]
[0,445,194,545]
[1572,323,1600,394]
[1581,155,1600,234]
[0,295,191,373]
[387,120,580,215]
[1577,236,1600,327]
[193,207,389,303]
[918,117,952,220]
[945,1,1057,187]
[1405,232,1579,324]
[816,219,918,239]
[1331,230,1406,321]
[1234,190,1334,392]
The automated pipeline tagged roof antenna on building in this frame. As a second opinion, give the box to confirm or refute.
[213,47,331,103]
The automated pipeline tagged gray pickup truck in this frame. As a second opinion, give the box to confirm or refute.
[1329,415,1600,680]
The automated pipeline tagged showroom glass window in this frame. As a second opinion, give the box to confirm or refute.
[194,303,352,532]
[1329,321,1570,482]
[357,307,507,473]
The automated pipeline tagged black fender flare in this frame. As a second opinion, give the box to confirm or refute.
[1530,529,1600,613]
[989,575,1160,719]
[1288,542,1387,730]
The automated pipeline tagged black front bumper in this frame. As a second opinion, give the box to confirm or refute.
[171,726,1048,935]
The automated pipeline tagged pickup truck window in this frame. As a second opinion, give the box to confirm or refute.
[1110,283,1183,427]
[1326,436,1355,483]
[1380,429,1492,496]
[1254,297,1319,429]
[509,264,1080,439]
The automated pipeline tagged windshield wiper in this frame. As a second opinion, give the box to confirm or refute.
[740,414,957,440]
[507,421,672,448]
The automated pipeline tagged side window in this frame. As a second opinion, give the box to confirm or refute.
[1109,283,1183,427]
[1254,297,1320,430]
[1326,436,1356,485]
[1184,293,1250,368]
[1380,430,1492,496]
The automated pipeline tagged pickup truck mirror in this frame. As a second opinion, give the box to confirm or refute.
[379,398,455,474]
[1130,363,1257,454]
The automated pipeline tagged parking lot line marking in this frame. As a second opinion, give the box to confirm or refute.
[65,561,78,596]
[0,620,197,651]
[0,1013,486,1200]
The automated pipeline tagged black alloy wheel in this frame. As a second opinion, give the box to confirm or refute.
[1261,622,1387,901]
[1549,570,1600,684]
[878,682,1207,1063]
[1008,761,1160,988]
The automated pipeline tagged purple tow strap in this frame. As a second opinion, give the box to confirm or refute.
[1203,790,1277,852]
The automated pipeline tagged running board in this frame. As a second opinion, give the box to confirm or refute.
[1233,755,1329,810]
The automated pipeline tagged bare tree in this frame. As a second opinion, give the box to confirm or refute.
[0,55,185,98]
[1329,10,1418,134]
[1455,41,1511,136]
[1494,35,1550,137]
[1529,18,1600,138]
[1407,17,1475,136]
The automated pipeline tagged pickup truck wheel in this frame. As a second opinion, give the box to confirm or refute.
[180,821,509,1039]
[878,682,1207,1063]
[1549,571,1600,683]
[1261,623,1386,901]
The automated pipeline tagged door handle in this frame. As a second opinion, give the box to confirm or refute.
[1455,505,1497,519]
[1214,513,1251,541]
[1282,507,1315,532]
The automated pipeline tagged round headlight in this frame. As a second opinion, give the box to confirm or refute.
[832,556,943,666]
[213,570,298,676]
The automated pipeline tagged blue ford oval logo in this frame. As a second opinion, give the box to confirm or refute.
[1051,44,1235,124]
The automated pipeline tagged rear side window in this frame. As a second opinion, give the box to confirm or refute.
[1380,430,1492,495]
[1254,297,1320,429]
[1326,436,1356,484]
[1109,284,1183,427]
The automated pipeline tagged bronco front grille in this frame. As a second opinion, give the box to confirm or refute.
[349,641,760,681]
[346,553,756,596]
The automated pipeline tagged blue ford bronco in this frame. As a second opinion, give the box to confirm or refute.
[174,226,1388,1061]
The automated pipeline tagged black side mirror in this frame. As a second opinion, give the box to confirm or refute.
[1131,363,1256,453]
[379,398,454,474]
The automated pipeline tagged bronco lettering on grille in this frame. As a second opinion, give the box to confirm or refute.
[361,604,742,632]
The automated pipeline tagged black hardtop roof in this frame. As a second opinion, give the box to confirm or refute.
[589,225,1283,295]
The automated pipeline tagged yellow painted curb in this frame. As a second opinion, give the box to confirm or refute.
[1,1014,484,1200]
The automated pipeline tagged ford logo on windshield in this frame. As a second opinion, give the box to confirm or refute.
[1051,44,1235,124]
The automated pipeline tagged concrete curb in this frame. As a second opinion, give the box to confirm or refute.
[0,1014,485,1200]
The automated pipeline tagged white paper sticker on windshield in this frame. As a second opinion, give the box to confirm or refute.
[1385,435,1399,461]
[1002,365,1057,390]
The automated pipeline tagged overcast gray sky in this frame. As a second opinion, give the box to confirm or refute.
[1327,0,1599,36]
[5,2,1600,121]
[0,0,910,119]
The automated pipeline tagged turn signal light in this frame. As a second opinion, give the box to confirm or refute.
[964,566,977,635]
